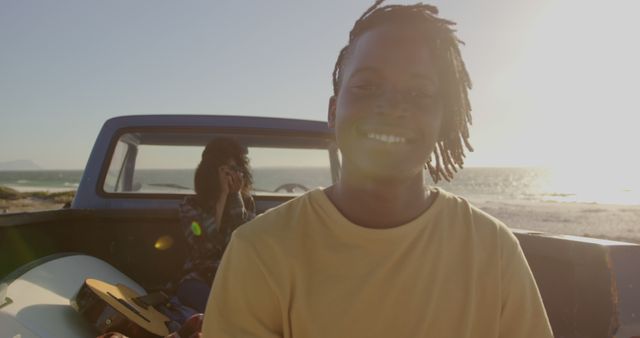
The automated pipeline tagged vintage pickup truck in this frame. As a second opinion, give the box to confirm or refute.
[1,115,639,338]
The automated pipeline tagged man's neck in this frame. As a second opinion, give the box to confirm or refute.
[324,169,437,229]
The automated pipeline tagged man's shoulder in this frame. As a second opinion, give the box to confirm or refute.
[435,188,513,237]
[233,189,319,241]
[433,188,520,260]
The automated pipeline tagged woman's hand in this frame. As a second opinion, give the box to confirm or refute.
[216,165,244,229]
[218,166,231,199]
[218,165,244,197]
[227,168,244,194]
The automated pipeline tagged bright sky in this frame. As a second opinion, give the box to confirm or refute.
[1,0,638,178]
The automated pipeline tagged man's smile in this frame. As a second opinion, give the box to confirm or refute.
[366,132,407,144]
[355,125,419,145]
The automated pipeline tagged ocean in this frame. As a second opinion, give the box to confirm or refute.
[1,167,638,205]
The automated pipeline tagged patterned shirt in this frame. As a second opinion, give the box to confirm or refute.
[177,192,255,286]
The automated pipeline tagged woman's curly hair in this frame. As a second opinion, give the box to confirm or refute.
[194,137,252,206]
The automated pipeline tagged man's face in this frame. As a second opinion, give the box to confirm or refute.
[329,24,443,181]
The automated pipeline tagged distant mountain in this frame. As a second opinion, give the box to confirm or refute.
[0,160,42,171]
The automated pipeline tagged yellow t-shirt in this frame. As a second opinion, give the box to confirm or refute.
[203,188,553,338]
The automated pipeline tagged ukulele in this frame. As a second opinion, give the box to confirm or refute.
[71,278,171,338]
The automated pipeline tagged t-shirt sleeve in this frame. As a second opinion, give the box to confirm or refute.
[202,232,283,338]
[499,229,554,338]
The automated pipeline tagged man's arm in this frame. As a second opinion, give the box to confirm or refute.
[202,233,283,338]
[499,230,554,338]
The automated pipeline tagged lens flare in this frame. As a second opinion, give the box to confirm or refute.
[154,235,174,250]
[191,221,202,236]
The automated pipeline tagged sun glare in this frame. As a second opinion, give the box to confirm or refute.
[503,0,639,181]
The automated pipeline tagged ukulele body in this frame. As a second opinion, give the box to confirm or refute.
[72,279,170,338]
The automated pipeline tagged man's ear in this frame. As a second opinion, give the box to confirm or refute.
[327,96,337,128]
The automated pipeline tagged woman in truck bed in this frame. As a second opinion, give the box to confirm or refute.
[173,137,255,313]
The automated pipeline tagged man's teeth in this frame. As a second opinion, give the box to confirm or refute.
[367,133,407,144]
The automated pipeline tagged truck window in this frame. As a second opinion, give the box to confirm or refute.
[131,144,200,193]
[101,131,334,196]
[249,147,332,194]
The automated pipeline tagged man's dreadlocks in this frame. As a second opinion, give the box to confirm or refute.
[332,0,473,183]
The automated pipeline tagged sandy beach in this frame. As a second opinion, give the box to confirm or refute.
[473,199,640,244]
[0,197,67,213]
[0,186,73,214]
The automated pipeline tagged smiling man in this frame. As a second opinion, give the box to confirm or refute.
[203,1,553,337]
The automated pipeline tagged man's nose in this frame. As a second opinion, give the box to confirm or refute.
[374,88,410,117]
